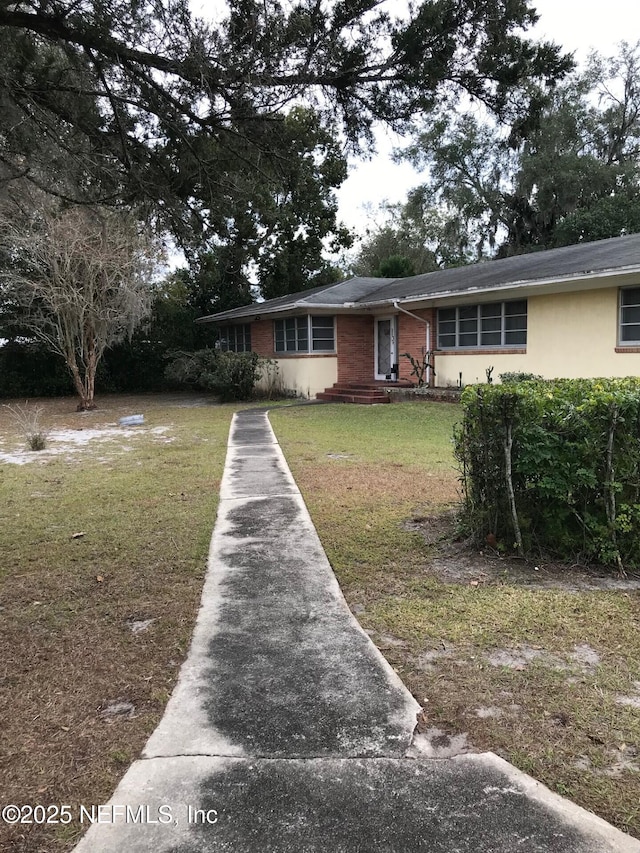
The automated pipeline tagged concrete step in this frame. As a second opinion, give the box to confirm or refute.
[316,391,390,404]
[331,381,413,391]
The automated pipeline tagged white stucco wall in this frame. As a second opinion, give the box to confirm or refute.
[434,352,528,387]
[256,355,338,398]
[434,285,640,386]
[526,288,631,377]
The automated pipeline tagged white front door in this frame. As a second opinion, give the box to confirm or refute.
[375,316,397,380]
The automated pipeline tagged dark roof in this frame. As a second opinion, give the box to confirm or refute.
[197,276,394,323]
[199,233,640,323]
[362,233,640,304]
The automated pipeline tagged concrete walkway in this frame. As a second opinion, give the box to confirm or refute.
[74,409,640,852]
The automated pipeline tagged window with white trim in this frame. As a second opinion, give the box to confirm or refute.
[274,316,335,353]
[619,287,640,343]
[437,300,527,349]
[310,316,335,351]
[218,324,252,352]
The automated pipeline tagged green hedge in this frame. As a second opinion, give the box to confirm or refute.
[0,342,74,397]
[454,378,640,570]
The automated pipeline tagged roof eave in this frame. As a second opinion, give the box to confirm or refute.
[196,299,309,324]
[358,265,640,309]
[197,300,367,323]
[196,263,640,322]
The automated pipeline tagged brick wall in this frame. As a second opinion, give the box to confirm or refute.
[249,310,439,385]
[396,308,436,384]
[336,315,375,382]
[250,319,275,357]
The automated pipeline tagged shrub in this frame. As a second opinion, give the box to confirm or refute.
[165,349,261,401]
[454,378,640,571]
[499,371,544,383]
[0,341,73,397]
[3,401,49,450]
[401,349,436,386]
[255,359,291,400]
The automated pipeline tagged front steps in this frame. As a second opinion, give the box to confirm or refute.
[316,381,412,404]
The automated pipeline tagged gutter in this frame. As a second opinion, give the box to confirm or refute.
[393,301,433,387]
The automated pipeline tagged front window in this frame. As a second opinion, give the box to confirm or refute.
[274,317,308,352]
[274,316,335,353]
[437,301,527,349]
[620,287,640,343]
[218,324,252,352]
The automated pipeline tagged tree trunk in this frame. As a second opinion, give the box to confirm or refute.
[604,404,625,575]
[68,353,97,411]
[85,344,97,410]
[68,360,89,410]
[86,377,96,409]
[504,419,524,557]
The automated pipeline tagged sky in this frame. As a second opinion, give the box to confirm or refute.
[335,0,640,238]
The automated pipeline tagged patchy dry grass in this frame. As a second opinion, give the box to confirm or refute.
[5,395,640,847]
[0,393,236,852]
[271,401,640,839]
[269,402,459,592]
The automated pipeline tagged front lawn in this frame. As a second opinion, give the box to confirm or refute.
[0,394,236,852]
[270,401,640,839]
[4,396,640,848]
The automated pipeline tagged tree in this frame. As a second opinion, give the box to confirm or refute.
[0,195,160,409]
[164,107,352,306]
[353,196,470,277]
[193,107,352,302]
[374,255,416,278]
[401,114,517,259]
[0,0,571,246]
[506,43,640,252]
[179,247,255,318]
[354,219,432,277]
[0,0,574,320]
[400,41,640,257]
[100,270,215,393]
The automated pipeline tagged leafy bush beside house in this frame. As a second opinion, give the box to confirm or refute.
[455,378,640,570]
[165,349,261,402]
[498,371,543,384]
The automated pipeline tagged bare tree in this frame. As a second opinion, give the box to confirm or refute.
[0,195,161,409]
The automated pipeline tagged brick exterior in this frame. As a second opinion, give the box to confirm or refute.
[396,308,436,383]
[250,319,274,357]
[246,309,438,385]
[336,315,375,382]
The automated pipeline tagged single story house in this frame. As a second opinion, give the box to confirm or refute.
[198,233,640,401]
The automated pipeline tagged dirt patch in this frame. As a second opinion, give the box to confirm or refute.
[406,510,640,592]
[415,645,457,672]
[574,746,640,777]
[487,645,550,669]
[0,425,173,464]
[616,683,640,709]
[485,643,601,674]
[126,618,155,635]
[473,704,522,719]
[100,699,137,720]
[570,643,601,669]
[409,727,472,758]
